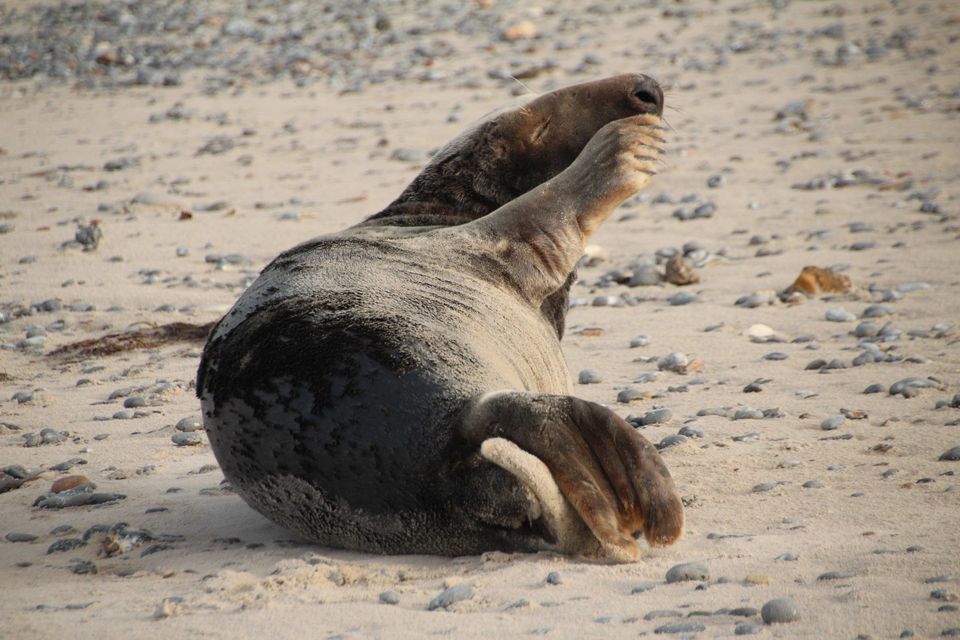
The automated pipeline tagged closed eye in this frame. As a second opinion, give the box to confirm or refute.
[532,117,551,143]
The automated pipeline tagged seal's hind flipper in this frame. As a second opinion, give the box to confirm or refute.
[461,391,683,561]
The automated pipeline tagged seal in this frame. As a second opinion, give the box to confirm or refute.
[197,74,683,561]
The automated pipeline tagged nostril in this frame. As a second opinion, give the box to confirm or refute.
[634,89,658,106]
[630,77,664,115]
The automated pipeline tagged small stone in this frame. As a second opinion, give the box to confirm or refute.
[761,597,801,624]
[123,396,147,408]
[752,483,776,493]
[939,447,960,462]
[665,562,709,583]
[631,582,657,594]
[546,571,562,585]
[821,415,844,431]
[172,432,202,447]
[5,532,38,543]
[427,584,474,610]
[658,434,688,449]
[864,383,886,394]
[736,622,763,635]
[176,417,203,432]
[379,591,400,605]
[802,480,823,489]
[578,370,603,384]
[47,538,86,554]
[818,570,855,581]
[668,292,699,306]
[654,622,705,634]
[630,335,651,348]
[826,308,857,322]
[658,352,689,373]
[642,409,673,425]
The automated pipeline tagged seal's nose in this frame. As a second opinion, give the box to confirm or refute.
[630,76,664,116]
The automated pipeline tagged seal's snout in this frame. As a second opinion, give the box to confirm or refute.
[630,76,664,116]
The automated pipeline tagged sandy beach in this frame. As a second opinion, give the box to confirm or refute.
[2,0,959,637]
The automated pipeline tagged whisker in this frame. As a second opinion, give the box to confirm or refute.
[510,75,539,97]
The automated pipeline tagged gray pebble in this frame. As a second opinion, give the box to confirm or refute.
[5,532,38,542]
[735,622,763,635]
[939,446,960,462]
[862,304,894,318]
[733,408,764,420]
[679,425,704,438]
[546,571,562,585]
[427,583,474,610]
[764,352,788,361]
[733,432,760,442]
[172,432,202,447]
[668,292,699,306]
[578,369,603,384]
[665,562,709,583]
[47,538,86,554]
[821,415,844,431]
[176,417,203,432]
[642,408,673,425]
[630,335,651,348]
[818,570,855,581]
[379,591,400,605]
[802,480,823,489]
[775,552,800,561]
[645,609,682,620]
[752,483,776,493]
[123,396,147,408]
[654,622,705,634]
[658,352,689,372]
[629,265,662,286]
[631,582,657,594]
[864,383,886,394]
[658,434,688,449]
[761,597,801,624]
[890,377,942,397]
[618,388,645,404]
[826,308,857,322]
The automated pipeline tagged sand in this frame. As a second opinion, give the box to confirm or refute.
[1,0,959,638]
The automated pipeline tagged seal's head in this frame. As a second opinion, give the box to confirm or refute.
[370,73,664,225]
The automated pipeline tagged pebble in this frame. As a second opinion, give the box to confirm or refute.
[176,417,203,432]
[47,537,86,554]
[5,532,38,542]
[735,622,763,635]
[826,308,857,322]
[630,335,651,348]
[864,383,886,394]
[658,352,689,373]
[642,408,673,425]
[631,582,657,594]
[939,447,960,461]
[665,562,709,583]
[123,396,148,408]
[668,292,699,306]
[379,591,400,605]
[172,432,202,446]
[752,482,776,493]
[546,571,562,585]
[761,597,801,623]
[890,377,943,397]
[427,583,474,610]
[654,622,705,634]
[821,415,844,431]
[578,369,602,384]
[657,434,688,449]
[818,570,856,581]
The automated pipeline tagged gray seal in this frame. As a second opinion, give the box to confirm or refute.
[197,74,683,561]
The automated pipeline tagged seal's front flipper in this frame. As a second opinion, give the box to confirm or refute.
[461,391,683,561]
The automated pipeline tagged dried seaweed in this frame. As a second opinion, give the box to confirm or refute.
[48,321,215,361]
